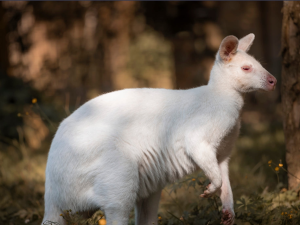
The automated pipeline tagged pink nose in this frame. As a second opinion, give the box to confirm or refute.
[267,75,277,90]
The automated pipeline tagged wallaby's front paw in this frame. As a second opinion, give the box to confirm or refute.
[200,182,219,198]
[221,208,235,225]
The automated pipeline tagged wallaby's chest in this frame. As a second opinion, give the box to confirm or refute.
[216,120,240,162]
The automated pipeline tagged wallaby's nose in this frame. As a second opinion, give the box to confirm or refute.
[267,75,277,90]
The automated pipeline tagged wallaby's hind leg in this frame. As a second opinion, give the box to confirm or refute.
[103,187,137,225]
[42,202,65,225]
[104,206,133,225]
[96,181,137,225]
[135,189,162,225]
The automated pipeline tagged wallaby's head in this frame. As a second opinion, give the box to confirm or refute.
[210,33,277,92]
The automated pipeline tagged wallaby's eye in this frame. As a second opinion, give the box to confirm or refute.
[241,66,252,72]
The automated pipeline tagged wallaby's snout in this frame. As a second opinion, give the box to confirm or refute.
[265,73,277,91]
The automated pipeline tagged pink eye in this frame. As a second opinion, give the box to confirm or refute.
[242,66,252,72]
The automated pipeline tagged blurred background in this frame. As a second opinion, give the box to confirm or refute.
[0,1,286,224]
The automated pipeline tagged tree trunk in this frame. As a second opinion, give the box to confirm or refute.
[0,2,8,73]
[100,1,137,91]
[281,1,300,191]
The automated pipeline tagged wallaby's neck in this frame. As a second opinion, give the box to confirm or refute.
[207,62,244,112]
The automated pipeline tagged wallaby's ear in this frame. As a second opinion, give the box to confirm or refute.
[218,35,239,62]
[238,33,255,52]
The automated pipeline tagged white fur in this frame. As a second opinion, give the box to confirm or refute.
[42,33,276,225]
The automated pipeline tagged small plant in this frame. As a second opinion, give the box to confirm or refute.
[45,210,106,225]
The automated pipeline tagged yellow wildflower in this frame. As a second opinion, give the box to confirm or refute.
[32,98,37,104]
[275,167,279,171]
[281,212,284,215]
[60,214,63,216]
[279,163,283,167]
[192,178,196,181]
[285,212,287,215]
[268,160,272,164]
[281,188,287,192]
[98,218,106,225]
[289,214,292,219]
[158,216,162,220]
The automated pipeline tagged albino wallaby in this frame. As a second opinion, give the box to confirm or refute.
[42,33,276,225]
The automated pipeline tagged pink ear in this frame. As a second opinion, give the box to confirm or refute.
[238,33,255,52]
[218,36,239,62]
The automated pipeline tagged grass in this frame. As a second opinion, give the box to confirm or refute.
[0,146,46,225]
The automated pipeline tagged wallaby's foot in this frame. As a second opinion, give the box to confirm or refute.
[205,182,211,190]
[221,208,235,225]
[200,182,219,198]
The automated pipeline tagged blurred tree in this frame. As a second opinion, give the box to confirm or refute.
[0,2,44,155]
[0,3,8,72]
[281,1,300,191]
[142,1,219,89]
[100,1,137,91]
